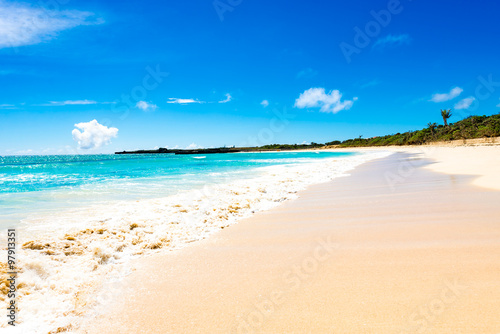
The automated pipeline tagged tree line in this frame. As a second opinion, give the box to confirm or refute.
[330,111,500,147]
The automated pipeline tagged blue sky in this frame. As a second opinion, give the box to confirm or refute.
[1,0,500,155]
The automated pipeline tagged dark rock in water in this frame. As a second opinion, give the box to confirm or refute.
[115,143,327,155]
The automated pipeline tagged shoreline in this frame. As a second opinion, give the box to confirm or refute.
[2,151,390,332]
[82,146,500,333]
[329,145,500,191]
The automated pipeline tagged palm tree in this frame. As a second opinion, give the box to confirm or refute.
[441,109,452,126]
[427,122,437,136]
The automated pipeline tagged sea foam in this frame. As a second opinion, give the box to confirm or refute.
[0,150,392,333]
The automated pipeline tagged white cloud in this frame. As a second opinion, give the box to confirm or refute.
[185,143,203,149]
[0,103,16,109]
[72,119,118,150]
[430,87,463,103]
[16,149,33,155]
[294,88,357,114]
[261,100,269,108]
[0,1,103,48]
[373,34,411,50]
[218,93,232,103]
[454,97,476,110]
[168,94,233,105]
[167,98,204,104]
[136,100,157,112]
[46,100,98,106]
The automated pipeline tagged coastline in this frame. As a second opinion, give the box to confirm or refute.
[82,145,500,333]
[324,145,500,191]
[1,151,390,332]
[5,1,500,332]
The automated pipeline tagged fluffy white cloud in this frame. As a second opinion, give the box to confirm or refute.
[167,98,204,104]
[294,88,357,113]
[454,97,476,110]
[136,100,157,112]
[72,119,118,150]
[430,87,463,103]
[0,1,103,48]
[218,93,232,103]
[185,143,203,149]
[261,100,269,107]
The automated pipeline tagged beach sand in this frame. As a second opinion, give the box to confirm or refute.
[418,146,500,191]
[82,147,500,333]
[354,145,500,191]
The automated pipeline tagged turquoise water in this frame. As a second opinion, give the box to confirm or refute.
[0,151,354,228]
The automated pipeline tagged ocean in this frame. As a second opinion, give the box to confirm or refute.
[0,150,391,333]
[0,152,356,230]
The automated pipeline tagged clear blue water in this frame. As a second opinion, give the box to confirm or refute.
[0,151,355,228]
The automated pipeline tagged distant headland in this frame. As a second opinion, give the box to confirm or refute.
[115,143,325,155]
[116,113,500,155]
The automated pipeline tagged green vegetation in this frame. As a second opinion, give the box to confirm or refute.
[118,112,500,155]
[441,109,452,127]
[337,113,500,147]
[254,113,500,149]
[257,143,323,150]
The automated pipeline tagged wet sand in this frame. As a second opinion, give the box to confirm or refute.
[349,145,500,191]
[83,150,500,333]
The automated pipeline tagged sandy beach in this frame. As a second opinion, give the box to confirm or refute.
[82,146,500,333]
[351,143,500,191]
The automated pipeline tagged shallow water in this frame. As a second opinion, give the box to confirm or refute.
[0,152,354,230]
[0,150,392,333]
